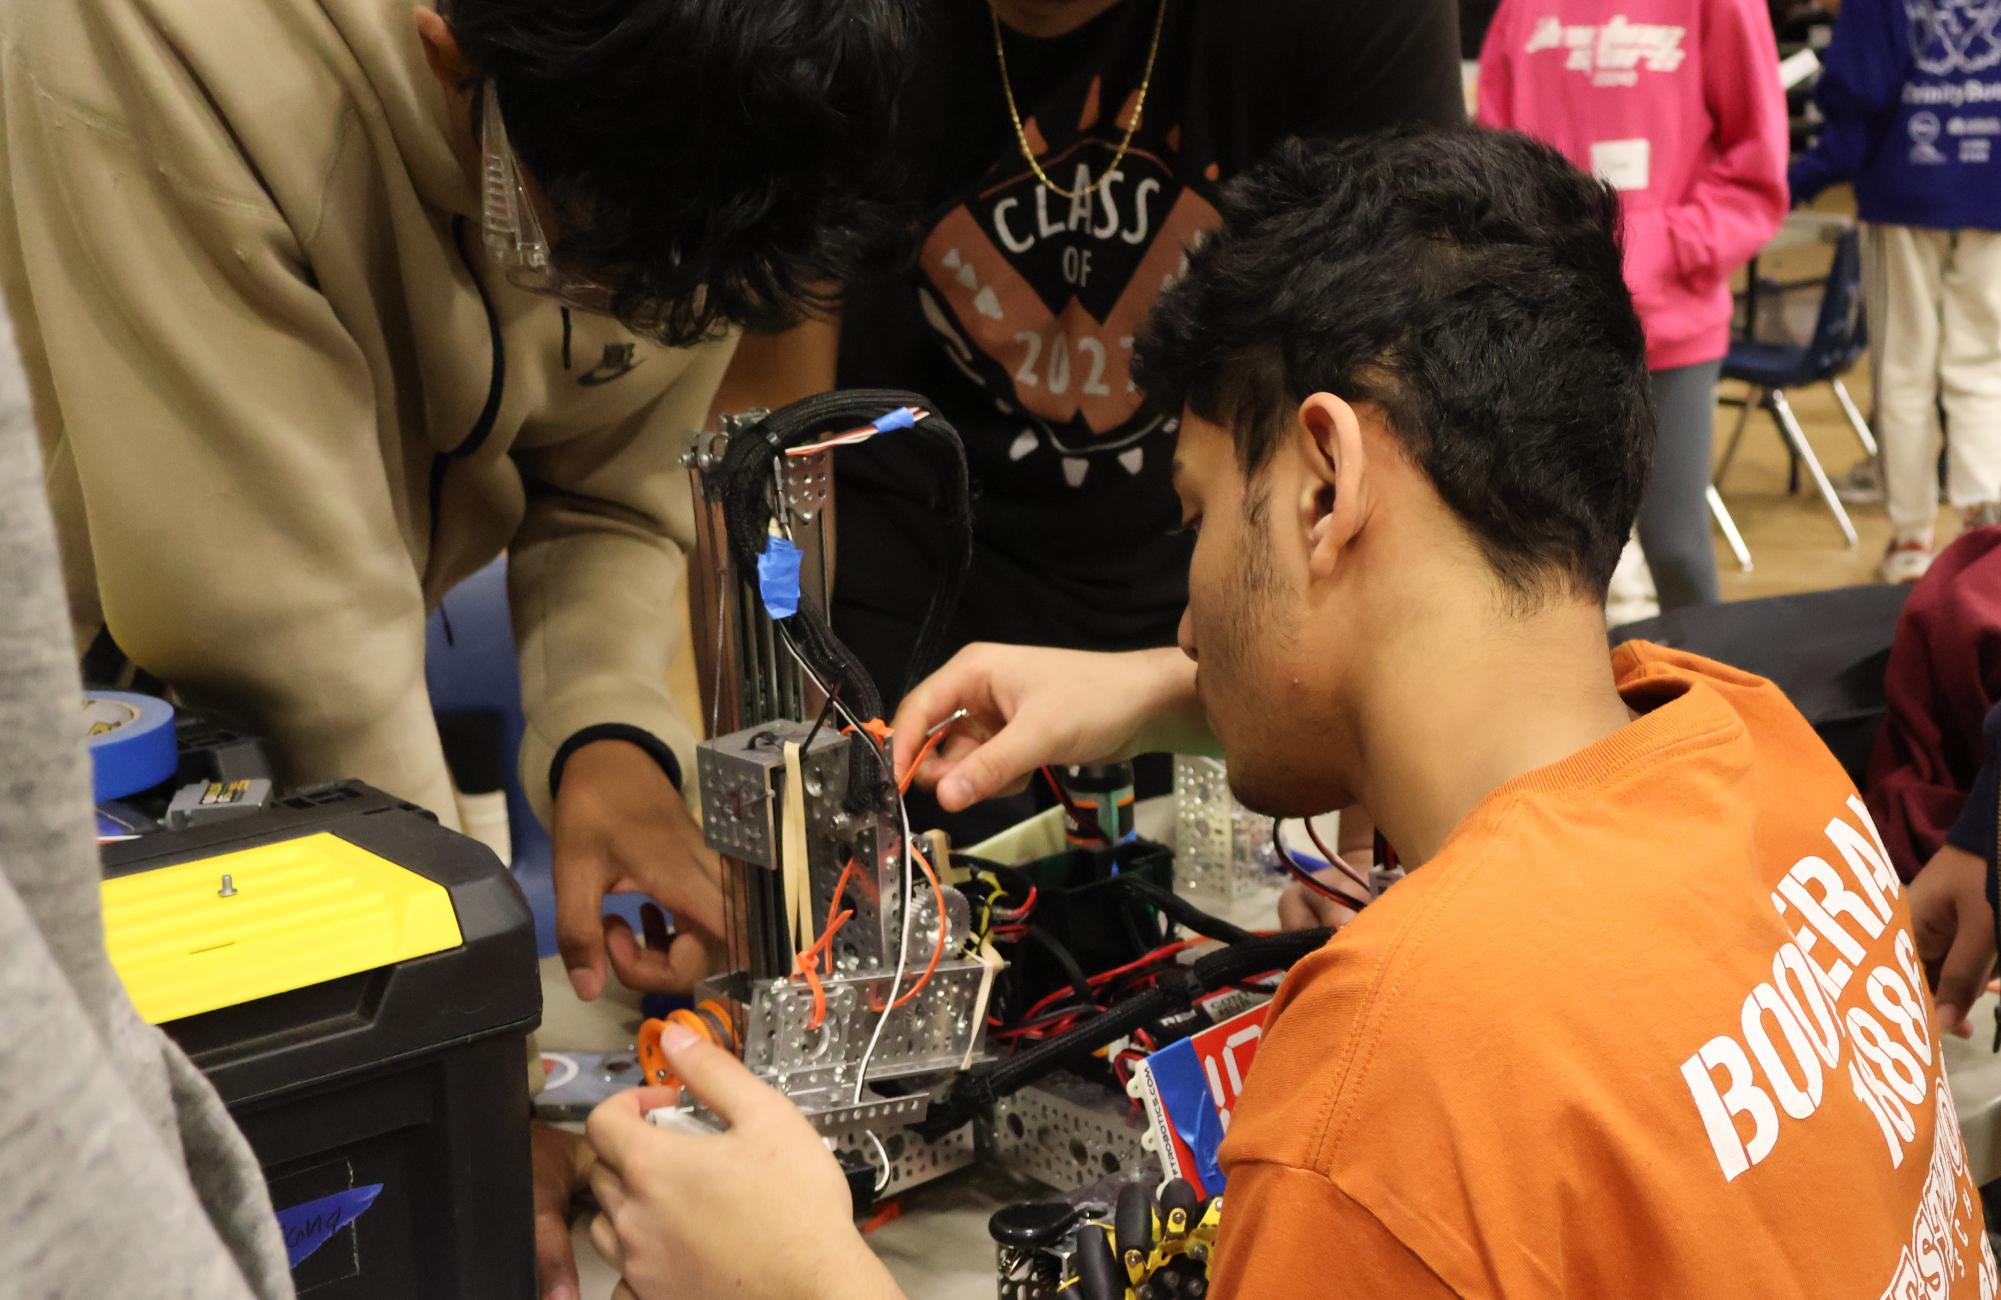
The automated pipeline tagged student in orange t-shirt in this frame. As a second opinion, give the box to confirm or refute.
[563,126,1993,1300]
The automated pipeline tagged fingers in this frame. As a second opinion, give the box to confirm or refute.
[1277,883,1320,933]
[535,1201,581,1300]
[613,1283,642,1300]
[1279,882,1359,934]
[653,798,729,936]
[1935,900,1998,1040]
[889,646,1002,780]
[655,1021,786,1127]
[588,1211,623,1275]
[553,837,612,1002]
[585,1086,683,1175]
[605,917,716,995]
[530,1124,585,1300]
[934,721,1049,812]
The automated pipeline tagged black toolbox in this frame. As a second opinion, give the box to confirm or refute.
[101,781,541,1299]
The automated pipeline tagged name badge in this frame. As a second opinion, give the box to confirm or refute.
[1591,138,1652,192]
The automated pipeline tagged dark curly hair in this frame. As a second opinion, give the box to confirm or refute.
[448,0,914,346]
[1133,125,1654,603]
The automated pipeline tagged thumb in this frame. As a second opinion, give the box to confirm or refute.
[1934,901,1997,1037]
[658,1022,786,1127]
[936,722,1046,812]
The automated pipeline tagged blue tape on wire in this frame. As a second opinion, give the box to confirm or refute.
[757,536,803,620]
[873,406,918,433]
[82,690,178,802]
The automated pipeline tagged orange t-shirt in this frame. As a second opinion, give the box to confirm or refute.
[1212,643,1995,1298]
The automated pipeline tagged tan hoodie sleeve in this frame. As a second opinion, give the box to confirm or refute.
[509,333,736,826]
[0,52,459,821]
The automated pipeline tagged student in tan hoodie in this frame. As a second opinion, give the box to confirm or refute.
[0,0,914,1032]
[0,2,909,1294]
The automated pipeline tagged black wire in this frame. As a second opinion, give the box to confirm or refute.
[801,682,840,754]
[1011,926,1099,1015]
[1273,820,1371,911]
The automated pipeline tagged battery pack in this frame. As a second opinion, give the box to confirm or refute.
[100,781,541,1299]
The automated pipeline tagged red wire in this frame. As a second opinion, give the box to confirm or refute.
[1039,765,1084,817]
[1014,935,1208,1027]
[1274,821,1370,911]
[1301,819,1372,893]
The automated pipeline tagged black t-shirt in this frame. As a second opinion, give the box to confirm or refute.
[834,0,1464,701]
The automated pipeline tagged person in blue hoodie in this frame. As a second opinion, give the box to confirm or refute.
[1791,0,2001,583]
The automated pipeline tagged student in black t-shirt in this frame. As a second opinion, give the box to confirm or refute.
[713,0,1464,828]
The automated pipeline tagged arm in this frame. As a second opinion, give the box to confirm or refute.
[509,336,738,997]
[888,644,1212,812]
[509,333,735,824]
[0,59,453,819]
[1208,1164,1455,1297]
[1665,0,1791,281]
[1789,0,1908,203]
[706,314,841,426]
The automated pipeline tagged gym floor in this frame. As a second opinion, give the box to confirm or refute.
[1715,203,1962,603]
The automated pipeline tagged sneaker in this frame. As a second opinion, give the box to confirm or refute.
[1879,532,1935,584]
[1966,502,2001,531]
[1835,456,1884,504]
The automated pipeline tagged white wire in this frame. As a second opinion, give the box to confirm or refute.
[771,624,918,1105]
[855,783,918,1104]
[865,1129,893,1194]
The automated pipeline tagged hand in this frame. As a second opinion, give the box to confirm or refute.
[531,1121,597,1300]
[1278,872,1365,933]
[1909,842,1995,1039]
[584,1025,904,1300]
[553,739,727,1001]
[889,644,1205,812]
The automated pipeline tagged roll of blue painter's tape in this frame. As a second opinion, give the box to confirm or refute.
[82,690,178,802]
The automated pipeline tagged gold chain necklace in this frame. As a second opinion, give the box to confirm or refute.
[992,0,1168,202]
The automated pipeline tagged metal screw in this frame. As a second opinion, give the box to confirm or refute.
[217,874,238,897]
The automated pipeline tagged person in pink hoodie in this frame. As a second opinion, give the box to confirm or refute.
[1478,0,1790,608]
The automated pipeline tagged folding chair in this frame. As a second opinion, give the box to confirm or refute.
[1714,226,1877,556]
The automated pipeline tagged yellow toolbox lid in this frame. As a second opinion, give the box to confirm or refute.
[102,832,464,1024]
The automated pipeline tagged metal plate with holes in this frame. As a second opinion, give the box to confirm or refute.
[743,960,992,1106]
[696,722,849,869]
[831,1120,977,1200]
[991,1075,1152,1193]
[780,450,832,520]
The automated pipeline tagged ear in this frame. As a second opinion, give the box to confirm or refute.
[415,9,472,90]
[1295,392,1368,580]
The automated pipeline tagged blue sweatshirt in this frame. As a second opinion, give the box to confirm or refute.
[1789,0,2001,231]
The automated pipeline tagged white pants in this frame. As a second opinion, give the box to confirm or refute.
[1862,223,2001,534]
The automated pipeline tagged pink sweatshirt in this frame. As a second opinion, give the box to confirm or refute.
[1477,0,1790,370]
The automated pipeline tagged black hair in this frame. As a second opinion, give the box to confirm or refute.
[1132,125,1654,603]
[449,0,914,345]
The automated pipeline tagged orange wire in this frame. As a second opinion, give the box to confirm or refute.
[868,840,949,1014]
[898,728,949,795]
[799,859,862,1030]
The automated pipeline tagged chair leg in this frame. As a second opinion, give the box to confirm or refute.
[1714,389,1759,486]
[1769,388,1858,547]
[1830,377,1879,458]
[1707,485,1753,573]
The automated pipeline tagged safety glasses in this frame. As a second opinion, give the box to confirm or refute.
[478,79,620,316]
